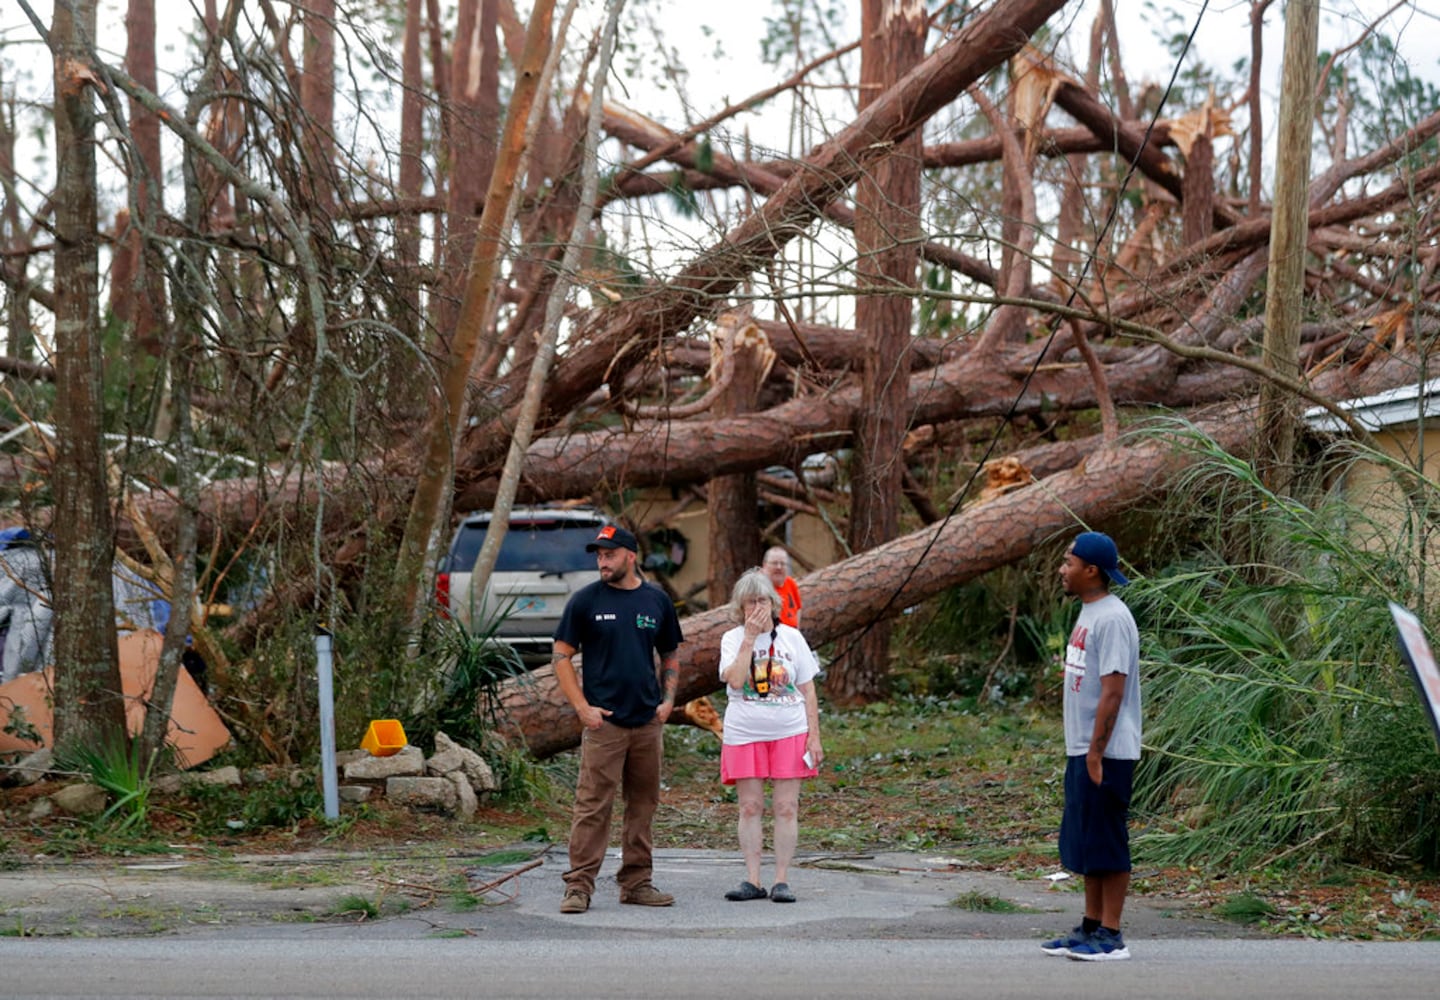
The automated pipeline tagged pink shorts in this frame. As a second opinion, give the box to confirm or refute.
[720,733,817,784]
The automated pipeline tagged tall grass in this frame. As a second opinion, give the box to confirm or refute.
[1129,431,1440,871]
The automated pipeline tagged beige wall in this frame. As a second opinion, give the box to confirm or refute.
[619,489,842,613]
[1340,424,1440,550]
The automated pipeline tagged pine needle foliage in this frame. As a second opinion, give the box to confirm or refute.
[1127,430,1440,872]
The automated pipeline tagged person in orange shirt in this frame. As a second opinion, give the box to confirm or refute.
[762,546,802,629]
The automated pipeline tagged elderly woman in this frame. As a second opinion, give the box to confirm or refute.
[718,568,824,903]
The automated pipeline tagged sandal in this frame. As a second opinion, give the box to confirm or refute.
[724,881,768,901]
[769,882,796,903]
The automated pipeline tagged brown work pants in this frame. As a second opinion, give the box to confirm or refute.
[563,716,664,896]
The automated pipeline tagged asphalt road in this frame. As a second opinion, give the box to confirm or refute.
[4,848,1437,998]
[6,936,1437,999]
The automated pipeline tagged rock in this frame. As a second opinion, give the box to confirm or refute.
[344,744,423,781]
[447,771,477,819]
[51,782,109,818]
[189,766,243,788]
[433,732,498,793]
[152,774,185,795]
[338,784,372,803]
[425,746,467,776]
[27,796,53,820]
[385,775,458,814]
[1,747,53,787]
[153,766,243,796]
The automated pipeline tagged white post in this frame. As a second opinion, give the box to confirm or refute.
[315,627,340,820]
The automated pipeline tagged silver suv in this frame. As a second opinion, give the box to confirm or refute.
[436,506,610,658]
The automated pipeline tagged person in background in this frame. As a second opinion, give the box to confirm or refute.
[1041,531,1141,961]
[552,525,683,914]
[717,568,823,904]
[762,546,802,629]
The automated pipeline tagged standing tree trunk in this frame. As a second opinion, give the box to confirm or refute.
[1181,129,1215,246]
[707,316,770,605]
[832,0,925,705]
[0,73,35,362]
[300,0,337,212]
[49,0,127,754]
[1256,0,1319,500]
[395,0,426,344]
[111,0,167,359]
[1247,0,1274,215]
[435,0,500,349]
[141,110,212,763]
[390,0,556,629]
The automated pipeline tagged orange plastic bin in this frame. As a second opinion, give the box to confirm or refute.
[361,719,407,756]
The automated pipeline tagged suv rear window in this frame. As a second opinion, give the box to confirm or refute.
[447,520,600,575]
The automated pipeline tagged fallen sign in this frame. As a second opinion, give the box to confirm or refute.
[0,628,231,767]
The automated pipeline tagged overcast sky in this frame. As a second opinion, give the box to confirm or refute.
[5,1,1435,139]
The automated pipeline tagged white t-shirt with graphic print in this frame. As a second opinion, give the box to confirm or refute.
[1062,593,1142,759]
[718,622,819,746]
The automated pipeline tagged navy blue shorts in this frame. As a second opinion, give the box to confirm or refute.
[1059,754,1135,875]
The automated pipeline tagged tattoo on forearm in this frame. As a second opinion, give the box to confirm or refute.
[661,662,678,696]
[1095,712,1115,749]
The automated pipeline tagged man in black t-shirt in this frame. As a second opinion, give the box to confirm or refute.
[553,524,683,914]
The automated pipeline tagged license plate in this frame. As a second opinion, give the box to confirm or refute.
[512,596,547,613]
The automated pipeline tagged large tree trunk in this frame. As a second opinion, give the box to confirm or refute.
[49,0,127,754]
[497,405,1257,757]
[832,0,926,705]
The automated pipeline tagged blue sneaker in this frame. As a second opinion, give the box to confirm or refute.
[1039,925,1089,956]
[1066,926,1130,961]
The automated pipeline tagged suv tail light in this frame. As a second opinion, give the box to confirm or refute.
[434,572,451,618]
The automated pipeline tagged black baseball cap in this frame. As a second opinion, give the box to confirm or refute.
[585,525,638,553]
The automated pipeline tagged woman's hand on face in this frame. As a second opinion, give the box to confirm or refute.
[743,600,770,636]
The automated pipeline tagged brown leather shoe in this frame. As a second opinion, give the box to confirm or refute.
[620,883,674,907]
[559,888,590,914]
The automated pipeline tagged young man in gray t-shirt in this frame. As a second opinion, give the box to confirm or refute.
[1042,531,1141,962]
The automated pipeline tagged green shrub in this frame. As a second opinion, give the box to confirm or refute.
[56,731,159,833]
[1129,432,1440,872]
